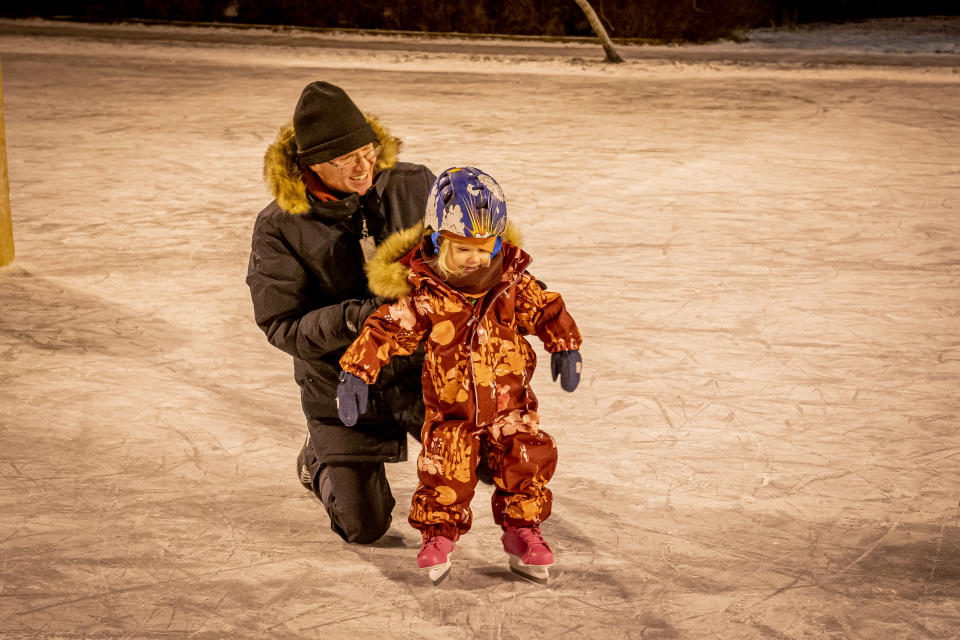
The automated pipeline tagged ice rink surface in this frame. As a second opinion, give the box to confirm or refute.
[0,16,958,639]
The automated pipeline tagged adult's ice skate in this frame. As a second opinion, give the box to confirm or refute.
[502,526,553,584]
[417,535,455,585]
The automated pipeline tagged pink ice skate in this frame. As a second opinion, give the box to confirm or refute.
[417,535,455,585]
[502,526,553,584]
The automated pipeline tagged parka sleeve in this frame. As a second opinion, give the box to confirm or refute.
[514,272,583,353]
[246,215,375,361]
[339,296,430,384]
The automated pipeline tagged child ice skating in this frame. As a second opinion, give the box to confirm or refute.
[336,167,582,584]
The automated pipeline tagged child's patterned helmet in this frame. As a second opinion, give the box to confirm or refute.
[425,167,507,257]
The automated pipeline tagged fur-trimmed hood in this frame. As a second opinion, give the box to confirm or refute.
[365,221,524,300]
[263,114,401,214]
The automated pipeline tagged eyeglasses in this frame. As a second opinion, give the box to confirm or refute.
[327,144,380,173]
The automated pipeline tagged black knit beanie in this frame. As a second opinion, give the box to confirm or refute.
[293,81,377,166]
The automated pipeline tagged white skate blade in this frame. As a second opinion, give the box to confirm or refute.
[508,554,550,584]
[424,559,451,586]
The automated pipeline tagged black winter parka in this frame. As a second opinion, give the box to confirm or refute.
[246,118,435,464]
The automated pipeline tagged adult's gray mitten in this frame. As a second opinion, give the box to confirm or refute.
[344,296,386,336]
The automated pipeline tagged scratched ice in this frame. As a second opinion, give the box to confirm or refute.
[0,16,958,640]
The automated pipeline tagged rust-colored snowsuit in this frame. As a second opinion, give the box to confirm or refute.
[339,223,582,540]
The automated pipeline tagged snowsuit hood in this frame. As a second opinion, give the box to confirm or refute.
[263,113,401,215]
[364,220,524,301]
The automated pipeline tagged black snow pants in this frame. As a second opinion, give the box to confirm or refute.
[297,435,399,544]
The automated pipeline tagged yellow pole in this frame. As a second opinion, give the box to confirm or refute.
[0,60,13,267]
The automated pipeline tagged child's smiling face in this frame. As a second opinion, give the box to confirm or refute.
[444,239,493,274]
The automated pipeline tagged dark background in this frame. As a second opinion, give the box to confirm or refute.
[1,1,958,43]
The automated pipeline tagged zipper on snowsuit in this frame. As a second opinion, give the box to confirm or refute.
[465,279,516,428]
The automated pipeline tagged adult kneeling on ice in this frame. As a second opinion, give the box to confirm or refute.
[246,81,434,544]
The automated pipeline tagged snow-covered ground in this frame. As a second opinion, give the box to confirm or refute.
[0,17,958,639]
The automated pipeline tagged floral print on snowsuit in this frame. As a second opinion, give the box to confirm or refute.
[339,225,582,540]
